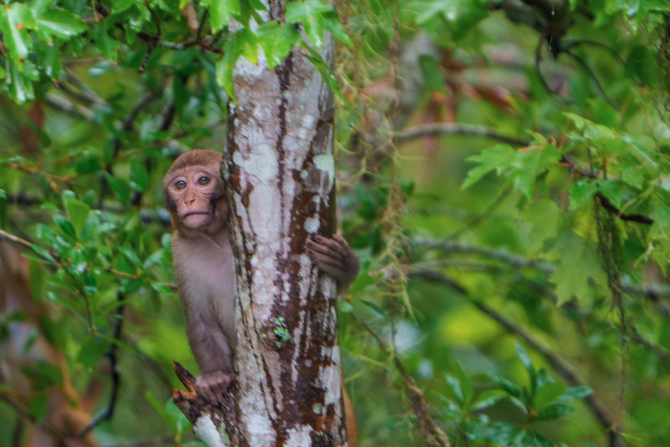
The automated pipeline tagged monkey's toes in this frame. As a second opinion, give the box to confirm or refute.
[196,371,233,404]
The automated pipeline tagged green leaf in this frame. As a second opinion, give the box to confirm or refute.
[534,403,574,421]
[66,200,91,238]
[462,144,516,190]
[510,145,561,199]
[106,174,132,205]
[113,0,141,13]
[516,342,536,397]
[534,382,565,410]
[6,60,36,102]
[413,0,487,41]
[598,179,624,207]
[323,10,353,47]
[445,373,464,404]
[493,374,521,398]
[555,386,593,404]
[33,7,87,42]
[471,389,506,411]
[216,32,243,102]
[119,246,144,268]
[564,112,588,129]
[146,391,177,434]
[302,43,344,103]
[257,22,300,70]
[30,244,56,263]
[0,3,37,67]
[550,232,607,305]
[286,0,331,49]
[349,261,381,293]
[95,24,121,62]
[202,0,240,32]
[0,189,5,199]
[53,214,77,240]
[130,157,149,192]
[455,363,474,405]
[0,66,6,79]
[569,181,598,210]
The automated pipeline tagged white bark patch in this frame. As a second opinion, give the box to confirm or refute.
[285,426,314,447]
[233,144,279,185]
[194,416,228,447]
[313,155,334,181]
[304,217,320,233]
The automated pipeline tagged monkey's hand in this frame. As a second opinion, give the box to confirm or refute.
[307,234,360,293]
[196,370,233,404]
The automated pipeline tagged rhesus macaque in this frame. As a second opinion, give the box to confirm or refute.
[0,241,103,447]
[164,149,359,444]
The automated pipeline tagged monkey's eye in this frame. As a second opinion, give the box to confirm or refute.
[198,176,210,185]
[175,180,187,190]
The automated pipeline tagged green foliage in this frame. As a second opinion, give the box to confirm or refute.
[440,345,592,447]
[3,0,670,446]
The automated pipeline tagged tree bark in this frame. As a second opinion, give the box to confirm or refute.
[174,3,346,446]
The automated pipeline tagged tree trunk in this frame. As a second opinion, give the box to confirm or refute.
[173,3,345,446]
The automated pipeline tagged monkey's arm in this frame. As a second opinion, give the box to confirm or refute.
[184,306,233,403]
[306,234,360,293]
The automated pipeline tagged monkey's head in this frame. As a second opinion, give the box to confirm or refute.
[163,149,227,235]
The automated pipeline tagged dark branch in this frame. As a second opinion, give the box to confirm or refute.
[399,123,529,146]
[78,292,125,438]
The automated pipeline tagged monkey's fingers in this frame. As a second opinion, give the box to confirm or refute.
[307,249,346,279]
[314,235,349,259]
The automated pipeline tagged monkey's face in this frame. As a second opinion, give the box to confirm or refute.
[166,165,225,231]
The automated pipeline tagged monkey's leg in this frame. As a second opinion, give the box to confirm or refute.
[185,314,233,403]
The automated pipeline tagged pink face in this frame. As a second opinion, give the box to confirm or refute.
[166,166,223,230]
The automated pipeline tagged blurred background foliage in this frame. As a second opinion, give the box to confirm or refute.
[2,0,670,446]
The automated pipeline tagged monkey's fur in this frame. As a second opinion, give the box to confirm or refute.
[164,149,359,445]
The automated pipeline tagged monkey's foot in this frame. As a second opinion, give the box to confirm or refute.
[196,370,233,404]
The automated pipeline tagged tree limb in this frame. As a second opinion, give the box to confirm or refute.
[399,123,529,146]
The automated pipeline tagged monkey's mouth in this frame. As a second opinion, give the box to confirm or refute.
[181,211,210,219]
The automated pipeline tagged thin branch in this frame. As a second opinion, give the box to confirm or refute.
[411,238,554,274]
[564,49,614,107]
[535,37,555,94]
[44,94,97,122]
[399,123,529,147]
[595,192,653,225]
[78,292,125,438]
[563,40,626,66]
[412,238,670,304]
[0,393,63,442]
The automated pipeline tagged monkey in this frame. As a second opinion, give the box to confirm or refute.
[164,149,359,444]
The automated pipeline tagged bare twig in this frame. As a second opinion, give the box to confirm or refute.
[399,123,529,147]
[412,238,670,304]
[45,94,97,122]
[78,291,125,438]
[0,393,63,442]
